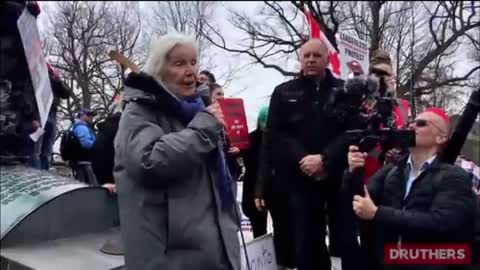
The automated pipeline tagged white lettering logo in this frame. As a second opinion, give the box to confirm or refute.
[390,249,399,260]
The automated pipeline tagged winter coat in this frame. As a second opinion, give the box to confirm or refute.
[264,68,348,191]
[113,72,240,270]
[241,128,265,217]
[343,156,476,270]
[71,120,96,162]
[93,112,121,185]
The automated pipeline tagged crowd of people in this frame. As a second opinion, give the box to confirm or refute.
[1,2,480,270]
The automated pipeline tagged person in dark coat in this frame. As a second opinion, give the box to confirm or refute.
[253,105,298,270]
[344,107,476,270]
[263,38,349,270]
[113,33,240,270]
[241,106,269,238]
[93,111,121,185]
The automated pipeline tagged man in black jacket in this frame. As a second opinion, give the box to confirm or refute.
[345,107,476,270]
[263,38,348,270]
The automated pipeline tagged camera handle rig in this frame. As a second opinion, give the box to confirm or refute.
[345,96,416,155]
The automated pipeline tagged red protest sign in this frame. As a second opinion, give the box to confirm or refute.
[217,98,250,150]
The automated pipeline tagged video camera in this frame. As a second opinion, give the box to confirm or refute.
[328,72,416,154]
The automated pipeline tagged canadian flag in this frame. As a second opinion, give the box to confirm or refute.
[302,5,341,78]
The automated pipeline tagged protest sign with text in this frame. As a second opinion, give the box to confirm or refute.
[338,32,370,80]
[17,9,53,128]
[217,98,250,150]
[241,234,277,270]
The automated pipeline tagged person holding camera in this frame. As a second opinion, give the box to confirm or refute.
[343,107,476,270]
[363,51,411,179]
[328,50,412,270]
[263,38,349,270]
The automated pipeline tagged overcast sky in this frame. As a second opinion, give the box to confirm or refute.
[37,1,478,131]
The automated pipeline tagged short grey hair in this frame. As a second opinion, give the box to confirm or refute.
[142,33,198,82]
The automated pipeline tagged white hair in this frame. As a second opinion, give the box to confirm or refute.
[142,33,198,82]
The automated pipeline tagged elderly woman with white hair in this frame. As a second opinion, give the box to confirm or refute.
[113,34,241,270]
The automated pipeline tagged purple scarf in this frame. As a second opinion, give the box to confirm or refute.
[175,95,235,210]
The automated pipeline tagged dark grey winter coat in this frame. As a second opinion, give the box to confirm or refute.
[113,73,241,270]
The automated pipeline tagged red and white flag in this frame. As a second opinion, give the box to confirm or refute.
[302,5,341,78]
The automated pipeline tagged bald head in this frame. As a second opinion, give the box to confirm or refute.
[300,39,329,77]
[301,39,328,55]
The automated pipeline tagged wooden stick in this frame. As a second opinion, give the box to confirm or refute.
[108,51,140,73]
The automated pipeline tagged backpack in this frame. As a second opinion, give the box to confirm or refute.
[60,124,81,162]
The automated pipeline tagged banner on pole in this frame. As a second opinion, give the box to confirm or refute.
[337,32,370,80]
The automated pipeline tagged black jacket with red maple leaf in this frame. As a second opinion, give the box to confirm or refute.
[262,68,350,191]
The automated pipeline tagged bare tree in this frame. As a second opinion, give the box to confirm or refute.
[342,1,479,113]
[44,1,142,125]
[144,1,242,88]
[204,1,479,111]
[201,1,309,77]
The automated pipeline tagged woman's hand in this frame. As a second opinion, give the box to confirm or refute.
[206,103,225,127]
[228,147,240,155]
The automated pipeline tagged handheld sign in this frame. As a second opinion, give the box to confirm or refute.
[338,32,369,80]
[17,9,53,129]
[217,98,250,150]
[241,233,277,270]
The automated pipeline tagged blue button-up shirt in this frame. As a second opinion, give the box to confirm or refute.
[404,155,437,199]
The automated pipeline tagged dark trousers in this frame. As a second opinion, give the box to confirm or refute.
[267,185,297,268]
[328,184,366,270]
[75,163,98,185]
[248,210,268,238]
[39,113,57,170]
[289,183,330,270]
[242,194,268,238]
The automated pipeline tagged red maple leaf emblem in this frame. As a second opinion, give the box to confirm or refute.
[329,51,341,76]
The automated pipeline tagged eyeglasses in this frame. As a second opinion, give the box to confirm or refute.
[409,119,447,134]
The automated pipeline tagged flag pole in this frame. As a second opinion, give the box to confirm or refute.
[410,3,417,118]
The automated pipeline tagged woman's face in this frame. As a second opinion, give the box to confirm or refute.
[211,87,225,103]
[162,44,198,97]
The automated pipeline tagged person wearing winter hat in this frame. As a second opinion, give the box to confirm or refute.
[344,107,476,270]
